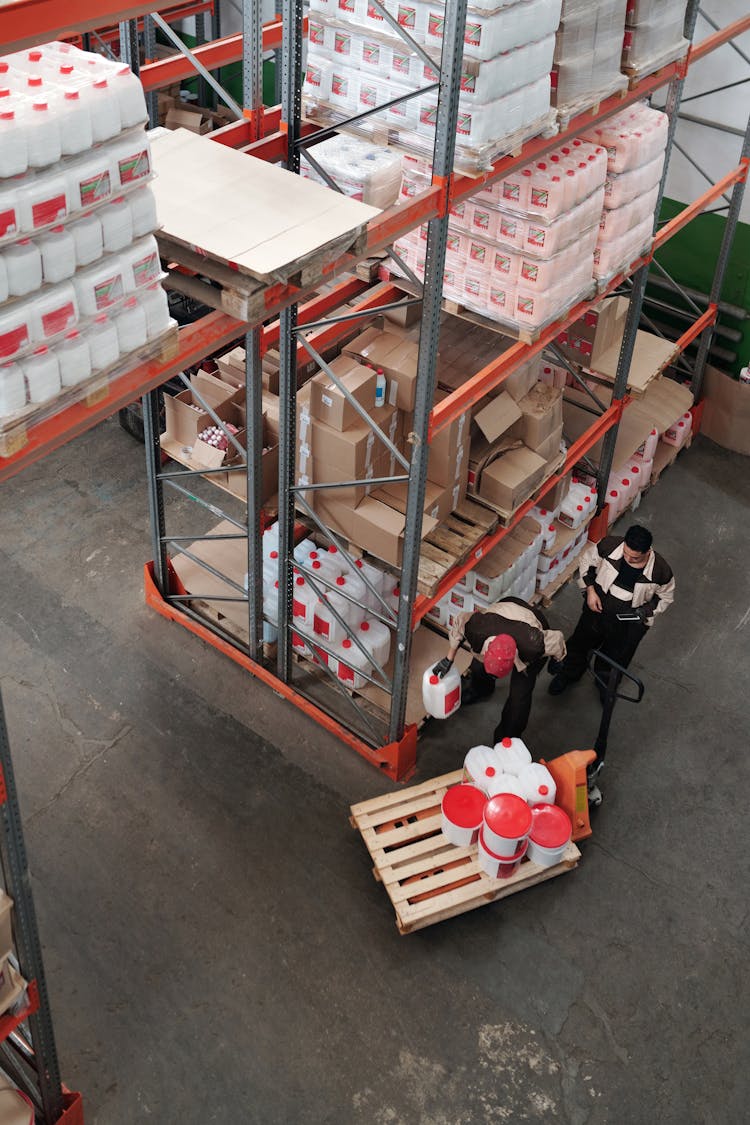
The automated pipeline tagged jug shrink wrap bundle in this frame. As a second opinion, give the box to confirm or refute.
[603,150,664,210]
[598,183,659,242]
[580,102,668,175]
[593,213,653,280]
[551,0,628,110]
[622,0,690,73]
[300,134,402,208]
[479,139,608,219]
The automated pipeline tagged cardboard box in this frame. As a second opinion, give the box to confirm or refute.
[344,327,420,411]
[383,298,422,328]
[165,106,213,135]
[429,389,471,489]
[0,891,12,962]
[474,391,523,445]
[701,365,750,455]
[352,498,438,567]
[191,369,241,409]
[478,445,547,513]
[372,478,452,523]
[298,404,399,477]
[225,435,279,504]
[314,493,359,542]
[517,383,563,450]
[163,390,238,447]
[309,449,391,507]
[0,958,24,1018]
[310,356,377,431]
[556,296,628,368]
[187,402,245,470]
[532,427,563,465]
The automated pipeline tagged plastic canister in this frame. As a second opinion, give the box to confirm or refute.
[663,412,692,448]
[32,281,78,341]
[86,313,120,370]
[330,574,366,627]
[0,106,28,176]
[128,187,159,238]
[36,225,76,283]
[111,65,147,128]
[19,173,68,231]
[74,256,127,315]
[114,296,147,354]
[527,802,572,867]
[493,736,532,776]
[122,236,161,291]
[57,328,92,387]
[59,88,93,155]
[355,556,386,610]
[516,762,556,805]
[485,771,528,800]
[67,212,103,267]
[111,134,152,189]
[68,151,115,213]
[336,637,371,690]
[3,239,42,296]
[441,783,486,847]
[307,549,341,585]
[478,829,528,880]
[482,792,533,857]
[422,664,461,719]
[292,575,318,627]
[463,744,501,794]
[25,99,62,168]
[89,79,122,142]
[0,302,32,359]
[23,345,60,403]
[262,580,279,644]
[358,618,391,667]
[139,283,170,340]
[0,361,26,416]
[0,183,21,239]
[313,594,347,645]
[638,427,659,460]
[99,197,134,253]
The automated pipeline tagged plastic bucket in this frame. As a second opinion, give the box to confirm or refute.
[527,803,572,867]
[441,783,486,847]
[483,792,532,857]
[477,829,528,880]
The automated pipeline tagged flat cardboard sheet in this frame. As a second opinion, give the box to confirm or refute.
[151,128,379,281]
[591,328,679,394]
[701,365,750,455]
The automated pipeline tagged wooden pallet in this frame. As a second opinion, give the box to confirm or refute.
[350,770,581,934]
[649,434,691,486]
[417,499,498,596]
[623,41,689,85]
[554,75,629,130]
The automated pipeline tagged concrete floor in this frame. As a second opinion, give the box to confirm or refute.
[0,421,748,1125]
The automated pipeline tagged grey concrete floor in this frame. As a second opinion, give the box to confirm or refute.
[0,421,748,1125]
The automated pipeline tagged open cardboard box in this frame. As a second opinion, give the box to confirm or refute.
[474,442,548,515]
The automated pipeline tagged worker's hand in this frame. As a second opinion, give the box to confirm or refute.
[433,657,453,678]
[586,586,603,614]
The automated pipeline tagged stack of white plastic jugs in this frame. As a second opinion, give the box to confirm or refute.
[395,135,606,331]
[581,102,668,281]
[258,522,395,687]
[534,479,593,592]
[0,41,171,432]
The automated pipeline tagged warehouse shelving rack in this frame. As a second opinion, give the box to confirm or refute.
[0,6,748,780]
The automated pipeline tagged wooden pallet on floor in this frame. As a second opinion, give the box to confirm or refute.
[417,499,498,596]
[350,770,581,934]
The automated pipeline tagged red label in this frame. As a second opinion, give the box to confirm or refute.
[362,40,380,65]
[0,323,29,358]
[473,209,490,230]
[338,662,354,683]
[334,32,351,54]
[42,301,75,337]
[500,217,517,238]
[313,614,329,638]
[79,169,111,206]
[293,598,305,618]
[490,288,507,308]
[360,83,377,108]
[528,227,545,247]
[0,206,18,237]
[399,5,416,30]
[494,252,511,274]
[521,261,539,283]
[469,241,485,263]
[444,684,460,714]
[119,148,150,184]
[309,20,324,44]
[502,182,520,202]
[32,192,67,228]
[530,187,549,209]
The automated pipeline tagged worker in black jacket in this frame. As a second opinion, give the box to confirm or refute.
[548,524,675,694]
[433,596,566,742]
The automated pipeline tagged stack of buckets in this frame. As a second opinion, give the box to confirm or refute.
[440,737,573,880]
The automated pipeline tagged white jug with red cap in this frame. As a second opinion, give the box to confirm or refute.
[516,762,556,805]
[494,736,532,775]
[422,664,461,719]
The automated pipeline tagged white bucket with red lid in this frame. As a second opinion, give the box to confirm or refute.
[478,828,528,880]
[527,803,572,867]
[483,792,532,857]
[441,783,486,847]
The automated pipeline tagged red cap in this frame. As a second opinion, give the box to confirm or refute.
[64,90,80,100]
[60,64,74,75]
[355,559,363,568]
[295,576,304,586]
[429,674,439,685]
[484,793,532,838]
[485,766,496,778]
[28,76,43,87]
[93,79,109,89]
[309,551,319,559]
[360,621,370,632]
[65,329,79,339]
[538,785,549,796]
[501,738,512,748]
[336,576,345,587]
[32,101,48,111]
[311,560,321,570]
[484,635,517,679]
[342,639,352,650]
[622,478,630,486]
[0,63,8,73]
[33,345,49,355]
[28,50,42,62]
[0,111,13,120]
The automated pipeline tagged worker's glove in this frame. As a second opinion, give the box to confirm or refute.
[433,657,453,678]
[635,605,651,623]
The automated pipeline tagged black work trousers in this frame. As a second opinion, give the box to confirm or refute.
[469,656,546,742]
[560,603,648,683]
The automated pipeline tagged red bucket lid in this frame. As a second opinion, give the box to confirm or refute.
[478,827,528,862]
[530,803,572,848]
[484,793,532,838]
[442,784,486,829]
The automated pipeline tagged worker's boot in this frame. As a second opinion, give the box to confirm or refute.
[459,672,495,706]
[548,672,571,695]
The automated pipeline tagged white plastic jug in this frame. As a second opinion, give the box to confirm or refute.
[128,187,158,238]
[463,744,501,793]
[313,595,347,645]
[422,664,461,719]
[32,281,78,341]
[59,88,93,155]
[358,617,391,667]
[637,426,659,461]
[0,361,26,416]
[86,313,119,370]
[100,197,134,253]
[23,345,60,402]
[68,151,115,213]
[330,575,366,627]
[57,328,92,387]
[3,238,41,295]
[74,256,127,315]
[307,549,341,585]
[36,225,76,283]
[114,296,147,353]
[139,283,171,340]
[0,105,28,176]
[0,182,21,240]
[517,762,556,805]
[19,173,68,231]
[0,302,32,359]
[25,98,62,167]
[111,64,147,127]
[355,556,386,610]
[485,771,528,800]
[292,575,318,627]
[493,736,533,776]
[68,212,103,267]
[606,488,622,524]
[88,79,121,142]
[662,412,692,448]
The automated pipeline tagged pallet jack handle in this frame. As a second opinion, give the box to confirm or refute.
[590,649,645,764]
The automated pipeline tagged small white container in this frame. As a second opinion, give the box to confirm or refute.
[0,182,21,240]
[122,236,161,291]
[114,296,147,353]
[0,302,32,359]
[99,197,134,253]
[68,212,103,267]
[0,105,28,176]
[19,173,68,232]
[139,283,170,340]
[357,617,391,668]
[25,98,62,167]
[86,313,120,370]
[111,64,147,127]
[4,238,42,295]
[482,793,533,858]
[57,328,92,387]
[0,361,26,416]
[330,574,366,628]
[463,744,501,794]
[307,548,342,585]
[58,88,93,155]
[74,256,127,315]
[312,595,347,645]
[23,345,61,403]
[128,186,159,238]
[336,637,371,690]
[111,135,152,189]
[88,79,122,142]
[441,783,486,847]
[68,151,115,213]
[662,412,692,448]
[485,771,528,800]
[527,803,572,868]
[36,225,76,283]
[32,281,78,341]
[478,829,528,880]
[291,575,318,627]
[516,762,556,806]
[422,664,462,719]
[354,556,386,610]
[493,736,532,776]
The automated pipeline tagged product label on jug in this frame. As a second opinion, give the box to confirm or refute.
[444,685,460,714]
[338,663,354,683]
[398,5,417,30]
[420,104,438,128]
[428,13,444,38]
[464,277,481,298]
[473,209,490,231]
[446,232,461,254]
[392,51,410,75]
[521,261,539,284]
[334,31,351,54]
[79,170,111,207]
[306,63,322,88]
[94,273,124,309]
[494,252,511,274]
[490,288,507,309]
[118,149,150,184]
[530,187,549,209]
[502,182,520,202]
[0,208,17,238]
[362,40,380,66]
[32,192,67,228]
[367,3,383,20]
[500,217,517,239]
[42,301,76,337]
[309,20,324,45]
[360,83,377,108]
[460,73,475,95]
[132,250,160,287]
[313,614,329,638]
[469,241,486,263]
[0,323,29,358]
[528,226,546,248]
[456,111,472,136]
[331,72,348,97]
[464,22,482,46]
[517,295,535,317]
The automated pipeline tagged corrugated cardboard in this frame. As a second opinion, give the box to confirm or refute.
[556,296,628,367]
[517,383,563,449]
[0,891,12,963]
[315,493,359,541]
[372,479,451,522]
[310,356,377,430]
[474,391,523,443]
[298,403,399,476]
[262,389,280,439]
[191,370,241,409]
[701,365,750,455]
[532,427,563,466]
[343,328,420,411]
[592,328,680,394]
[352,498,438,567]
[309,449,391,507]
[428,389,471,488]
[478,445,547,512]
[165,107,212,134]
[163,390,237,447]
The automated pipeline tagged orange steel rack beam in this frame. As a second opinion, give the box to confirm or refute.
[80,1,214,46]
[139,19,288,92]
[0,1,158,53]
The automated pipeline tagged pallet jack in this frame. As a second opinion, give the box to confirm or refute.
[543,649,644,842]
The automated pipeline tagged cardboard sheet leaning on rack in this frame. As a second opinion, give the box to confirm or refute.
[150,128,380,316]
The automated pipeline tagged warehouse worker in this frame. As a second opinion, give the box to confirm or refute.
[433,597,566,742]
[548,524,675,695]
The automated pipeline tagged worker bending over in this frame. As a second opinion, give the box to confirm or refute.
[434,596,566,742]
[548,524,675,695]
